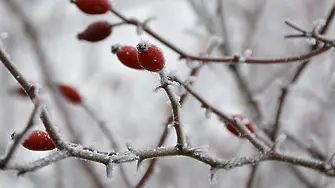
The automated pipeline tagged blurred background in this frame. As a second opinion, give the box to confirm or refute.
[0,0,335,187]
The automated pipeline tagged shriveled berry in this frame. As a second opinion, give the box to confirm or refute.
[58,84,82,104]
[77,21,112,42]
[136,41,165,72]
[226,115,255,137]
[111,44,144,70]
[72,0,111,15]
[22,130,56,151]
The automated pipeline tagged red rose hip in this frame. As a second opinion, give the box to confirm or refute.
[111,44,144,70]
[77,21,112,42]
[58,84,82,104]
[226,114,255,137]
[22,130,56,151]
[72,0,111,15]
[136,41,165,72]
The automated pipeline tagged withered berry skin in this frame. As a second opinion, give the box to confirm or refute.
[226,115,255,137]
[22,130,56,151]
[111,44,144,70]
[136,41,165,72]
[78,21,112,42]
[74,0,111,15]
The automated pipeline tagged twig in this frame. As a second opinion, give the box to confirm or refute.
[108,7,331,64]
[158,71,185,149]
[172,77,269,152]
[81,103,133,187]
[0,95,42,168]
[135,43,215,188]
[0,44,66,149]
[6,151,68,176]
[271,4,335,141]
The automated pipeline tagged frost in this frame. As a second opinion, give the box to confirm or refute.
[177,86,187,96]
[244,49,252,57]
[239,56,246,63]
[186,76,197,84]
[205,108,212,119]
[168,70,179,78]
[313,19,326,27]
[106,160,115,178]
[186,60,203,69]
[307,38,317,46]
[208,167,218,185]
[273,133,287,151]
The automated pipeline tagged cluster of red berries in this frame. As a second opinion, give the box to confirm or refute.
[111,41,165,72]
[71,0,113,42]
[225,115,255,137]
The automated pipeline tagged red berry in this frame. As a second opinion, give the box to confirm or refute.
[136,41,165,72]
[226,115,255,137]
[22,130,56,151]
[111,44,144,70]
[72,0,111,15]
[58,84,82,104]
[77,21,112,42]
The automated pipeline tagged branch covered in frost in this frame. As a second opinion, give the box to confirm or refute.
[136,48,208,188]
[5,151,68,175]
[108,7,331,64]
[158,71,185,148]
[285,6,335,48]
[171,76,269,152]
[271,5,335,141]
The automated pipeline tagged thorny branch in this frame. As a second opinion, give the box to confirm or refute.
[108,7,332,64]
[135,42,215,188]
[0,0,335,184]
[2,41,335,180]
[158,71,185,149]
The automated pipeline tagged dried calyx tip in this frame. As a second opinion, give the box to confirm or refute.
[77,33,83,40]
[111,44,121,54]
[136,41,150,52]
[70,0,76,4]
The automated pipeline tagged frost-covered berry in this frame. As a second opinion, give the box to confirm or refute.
[77,21,112,42]
[136,41,165,72]
[111,44,144,70]
[72,0,111,15]
[58,84,82,104]
[226,115,255,137]
[22,130,56,151]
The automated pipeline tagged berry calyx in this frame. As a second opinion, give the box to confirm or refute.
[225,115,255,137]
[77,21,112,42]
[111,44,144,70]
[72,0,111,15]
[22,130,56,151]
[58,84,82,104]
[136,41,165,72]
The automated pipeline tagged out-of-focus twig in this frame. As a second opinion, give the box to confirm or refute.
[0,94,42,168]
[271,4,335,141]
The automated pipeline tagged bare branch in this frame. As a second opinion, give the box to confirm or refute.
[171,76,269,152]
[158,71,185,148]
[109,7,331,64]
[0,95,42,168]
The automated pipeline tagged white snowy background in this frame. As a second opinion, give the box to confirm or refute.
[0,0,335,187]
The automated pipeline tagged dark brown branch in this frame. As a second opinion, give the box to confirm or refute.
[109,8,331,64]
